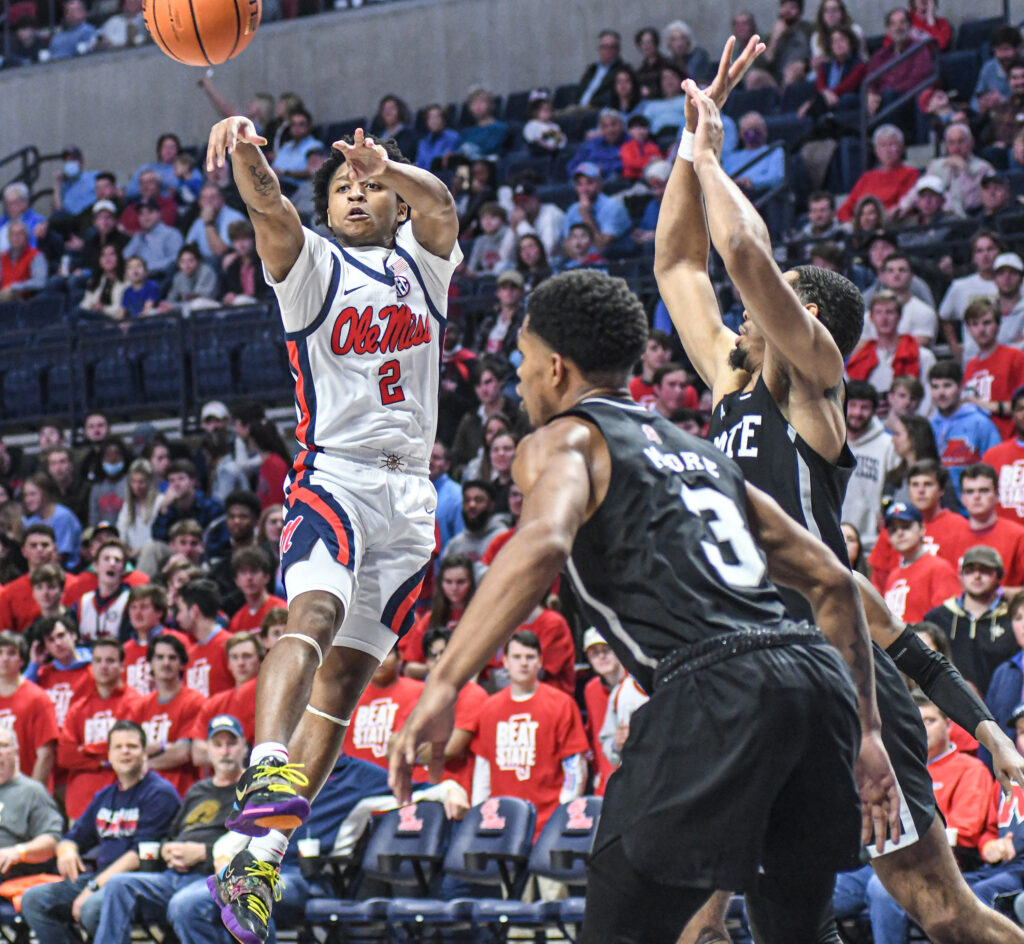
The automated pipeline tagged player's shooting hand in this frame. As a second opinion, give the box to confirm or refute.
[685,35,766,131]
[206,117,267,172]
[683,82,725,164]
[387,681,457,804]
[334,129,389,182]
[856,729,902,853]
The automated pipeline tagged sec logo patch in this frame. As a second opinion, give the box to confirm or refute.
[394,275,411,298]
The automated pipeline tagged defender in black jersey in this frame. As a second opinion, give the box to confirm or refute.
[657,71,1024,944]
[389,268,900,944]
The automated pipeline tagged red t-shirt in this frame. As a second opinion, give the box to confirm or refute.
[184,628,234,698]
[519,610,576,697]
[398,609,464,665]
[257,454,289,510]
[228,595,288,634]
[63,568,149,607]
[628,376,657,408]
[0,679,59,780]
[344,676,425,770]
[947,517,1024,587]
[471,683,589,838]
[868,508,972,590]
[928,745,994,851]
[964,346,1024,440]
[883,553,962,622]
[983,439,1024,524]
[482,528,515,566]
[583,675,615,796]
[0,574,77,633]
[35,663,92,729]
[414,680,489,795]
[58,681,143,819]
[191,677,258,745]
[123,628,192,696]
[135,686,205,796]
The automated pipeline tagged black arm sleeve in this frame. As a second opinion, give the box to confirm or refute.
[886,628,994,734]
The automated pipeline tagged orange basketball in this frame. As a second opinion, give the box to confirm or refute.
[143,0,261,66]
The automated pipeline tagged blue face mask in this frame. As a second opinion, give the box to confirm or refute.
[102,461,124,477]
[62,160,81,179]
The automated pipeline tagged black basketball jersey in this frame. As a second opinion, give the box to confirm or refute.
[558,396,787,692]
[707,374,855,621]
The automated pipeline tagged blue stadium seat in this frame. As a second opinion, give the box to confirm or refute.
[560,111,599,143]
[955,15,1005,53]
[779,80,818,115]
[0,302,21,331]
[20,293,66,330]
[3,366,43,420]
[723,85,780,120]
[89,350,138,410]
[238,340,289,397]
[140,348,183,405]
[553,83,579,109]
[765,114,814,147]
[535,182,577,211]
[939,50,981,102]
[45,361,75,415]
[321,117,367,143]
[500,151,552,181]
[0,898,29,943]
[503,89,533,122]
[193,345,234,399]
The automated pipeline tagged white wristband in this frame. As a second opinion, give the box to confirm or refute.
[677,129,695,163]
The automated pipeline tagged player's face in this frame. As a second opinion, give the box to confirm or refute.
[91,646,123,687]
[326,164,409,249]
[918,704,949,759]
[32,580,63,613]
[228,641,261,684]
[504,640,541,685]
[129,597,162,633]
[908,474,941,513]
[960,476,998,519]
[442,567,472,608]
[45,623,76,663]
[886,518,923,554]
[966,311,999,348]
[108,730,146,779]
[929,377,961,413]
[729,311,765,375]
[516,321,561,426]
[961,563,1000,599]
[149,642,183,684]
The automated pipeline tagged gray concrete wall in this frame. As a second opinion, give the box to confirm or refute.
[1,0,1012,189]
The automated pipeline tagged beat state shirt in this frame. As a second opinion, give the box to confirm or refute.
[135,685,205,796]
[883,553,962,622]
[344,676,424,770]
[0,679,59,780]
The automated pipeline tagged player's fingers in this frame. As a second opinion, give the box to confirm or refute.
[332,139,350,152]
[428,743,445,783]
[860,804,872,846]
[873,806,888,853]
[353,128,365,145]
[714,36,734,86]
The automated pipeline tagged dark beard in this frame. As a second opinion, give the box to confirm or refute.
[728,344,751,372]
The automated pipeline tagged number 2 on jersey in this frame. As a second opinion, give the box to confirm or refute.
[378,360,405,405]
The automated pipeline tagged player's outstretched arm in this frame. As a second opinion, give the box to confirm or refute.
[853,572,1024,794]
[335,130,458,259]
[686,83,844,390]
[655,36,764,396]
[388,418,597,803]
[206,116,303,282]
[744,482,900,850]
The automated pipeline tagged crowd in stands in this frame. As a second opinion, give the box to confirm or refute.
[10,2,1024,939]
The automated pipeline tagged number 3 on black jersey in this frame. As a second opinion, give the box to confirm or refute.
[378,360,406,405]
[680,484,766,588]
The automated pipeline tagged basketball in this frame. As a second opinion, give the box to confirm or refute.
[143,0,261,66]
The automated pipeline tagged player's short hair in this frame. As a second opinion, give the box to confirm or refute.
[311,136,412,227]
[960,463,998,488]
[907,458,948,488]
[928,360,962,385]
[964,297,999,325]
[505,629,542,654]
[179,579,221,619]
[129,584,167,615]
[226,630,266,660]
[789,266,864,359]
[147,633,188,666]
[0,631,26,664]
[525,270,648,380]
[232,546,275,578]
[108,719,146,748]
[845,380,878,408]
[30,563,64,588]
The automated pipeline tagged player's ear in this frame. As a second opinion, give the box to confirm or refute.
[395,200,410,225]
[805,301,820,320]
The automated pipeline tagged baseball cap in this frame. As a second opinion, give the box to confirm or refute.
[582,628,606,651]
[512,180,536,198]
[201,400,230,421]
[995,252,1024,273]
[92,199,117,216]
[961,545,1005,573]
[573,162,603,180]
[62,146,83,160]
[982,172,1010,188]
[496,270,524,288]
[1008,703,1024,728]
[884,502,922,525]
[914,174,944,195]
[137,198,161,212]
[207,714,244,739]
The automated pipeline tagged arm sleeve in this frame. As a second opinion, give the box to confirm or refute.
[886,627,994,733]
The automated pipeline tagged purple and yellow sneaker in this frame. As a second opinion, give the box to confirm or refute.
[208,849,283,944]
[225,758,310,837]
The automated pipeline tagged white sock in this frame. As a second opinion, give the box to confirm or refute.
[250,742,289,766]
[248,830,289,866]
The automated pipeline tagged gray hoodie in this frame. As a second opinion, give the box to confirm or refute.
[841,416,899,550]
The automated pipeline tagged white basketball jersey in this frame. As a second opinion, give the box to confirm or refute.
[268,224,462,466]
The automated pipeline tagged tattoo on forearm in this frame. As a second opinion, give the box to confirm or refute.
[847,626,874,704]
[248,164,275,196]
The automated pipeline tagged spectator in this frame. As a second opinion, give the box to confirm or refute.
[416,103,460,171]
[649,363,699,419]
[620,115,663,185]
[134,634,203,797]
[344,646,423,769]
[50,145,99,223]
[926,545,1016,694]
[576,30,627,109]
[26,562,71,635]
[638,66,688,136]
[470,631,588,838]
[451,358,531,474]
[628,329,673,408]
[22,721,180,944]
[123,200,183,279]
[847,197,888,253]
[97,0,148,48]
[475,430,517,515]
[608,67,642,119]
[248,421,290,511]
[865,7,936,120]
[400,554,475,677]
[429,442,464,554]
[88,713,246,943]
[75,198,130,278]
[465,202,515,276]
[22,472,82,569]
[973,26,1023,114]
[58,639,142,819]
[44,446,88,528]
[982,58,1024,151]
[992,253,1024,348]
[918,124,995,217]
[87,437,131,526]
[175,580,232,697]
[4,17,46,66]
[227,547,285,633]
[125,133,182,199]
[846,292,937,403]
[582,628,625,796]
[271,108,324,185]
[151,459,224,543]
[558,221,608,271]
[0,631,58,784]
[633,26,671,100]
[0,182,46,253]
[972,173,1020,232]
[952,466,1024,593]
[963,298,1024,439]
[155,243,219,316]
[201,430,248,509]
[894,176,960,248]
[515,232,553,292]
[76,540,133,643]
[791,191,845,251]
[369,94,418,159]
[220,219,270,305]
[476,270,525,358]
[862,252,938,346]
[930,360,1002,493]
[0,525,59,632]
[810,0,864,64]
[881,501,961,621]
[599,672,649,769]
[47,0,96,59]
[569,109,628,180]
[564,163,632,255]
[184,184,245,263]
[908,0,951,50]
[509,177,565,264]
[870,458,971,588]
[445,480,507,566]
[939,229,1002,361]
[117,459,159,561]
[984,388,1024,525]
[80,243,127,321]
[842,381,900,551]
[458,86,509,159]
[122,585,179,695]
[0,725,62,874]
[665,19,711,82]
[28,612,90,729]
[119,170,177,235]
[722,111,786,194]
[763,0,813,87]
[206,490,268,612]
[837,125,920,223]
[516,605,576,696]
[800,24,865,118]
[522,94,566,154]
[0,221,46,302]
[258,606,287,651]
[67,523,149,605]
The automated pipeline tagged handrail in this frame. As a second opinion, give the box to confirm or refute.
[726,140,790,213]
[859,36,940,164]
[0,146,42,196]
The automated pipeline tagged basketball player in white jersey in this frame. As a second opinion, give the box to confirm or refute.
[203,116,460,944]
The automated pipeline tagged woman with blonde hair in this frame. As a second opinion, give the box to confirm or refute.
[117,458,159,561]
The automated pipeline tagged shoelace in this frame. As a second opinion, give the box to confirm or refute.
[252,762,310,793]
[245,859,285,908]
